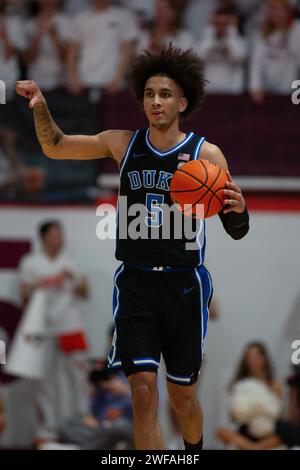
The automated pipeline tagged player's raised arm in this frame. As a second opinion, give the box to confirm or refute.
[16,80,131,161]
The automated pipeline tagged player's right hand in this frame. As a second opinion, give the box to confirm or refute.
[16,80,45,109]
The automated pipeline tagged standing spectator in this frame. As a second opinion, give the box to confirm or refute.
[121,0,155,26]
[197,5,247,94]
[137,0,194,54]
[249,0,300,103]
[0,0,25,106]
[184,0,217,41]
[0,0,25,193]
[235,0,267,38]
[18,220,90,448]
[66,0,138,95]
[24,0,71,92]
[216,342,284,450]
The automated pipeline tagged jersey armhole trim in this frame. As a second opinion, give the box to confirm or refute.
[193,137,206,161]
[119,130,140,177]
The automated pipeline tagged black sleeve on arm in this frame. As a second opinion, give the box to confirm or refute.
[218,207,250,240]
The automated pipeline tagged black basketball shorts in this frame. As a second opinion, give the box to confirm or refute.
[107,263,213,386]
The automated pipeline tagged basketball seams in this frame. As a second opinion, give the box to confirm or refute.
[191,188,223,215]
[170,160,227,218]
[172,168,206,192]
[205,184,230,217]
[198,159,209,185]
[172,163,222,198]
[205,192,220,218]
[172,168,212,203]
[173,165,224,207]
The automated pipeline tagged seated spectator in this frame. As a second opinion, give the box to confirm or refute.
[24,0,71,92]
[196,4,247,94]
[60,360,133,450]
[89,362,132,424]
[137,0,194,54]
[66,0,138,95]
[249,0,300,104]
[216,342,284,450]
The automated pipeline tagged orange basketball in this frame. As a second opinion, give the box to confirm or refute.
[170,160,228,219]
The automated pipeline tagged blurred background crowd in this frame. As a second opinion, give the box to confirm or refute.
[0,0,300,451]
[0,0,299,202]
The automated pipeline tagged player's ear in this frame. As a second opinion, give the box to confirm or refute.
[179,97,188,114]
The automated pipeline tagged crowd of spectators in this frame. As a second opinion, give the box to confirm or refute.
[0,0,298,95]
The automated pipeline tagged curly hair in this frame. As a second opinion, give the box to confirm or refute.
[128,45,206,118]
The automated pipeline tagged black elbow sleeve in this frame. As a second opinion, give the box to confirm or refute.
[218,207,250,240]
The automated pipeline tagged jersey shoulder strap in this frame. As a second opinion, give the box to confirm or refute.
[192,135,206,160]
[119,129,141,174]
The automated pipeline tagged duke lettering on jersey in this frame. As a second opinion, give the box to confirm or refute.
[128,170,173,191]
[116,129,207,268]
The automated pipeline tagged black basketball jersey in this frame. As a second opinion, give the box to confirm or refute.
[115,129,206,268]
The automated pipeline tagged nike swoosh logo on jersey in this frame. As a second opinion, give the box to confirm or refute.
[183,286,196,295]
[132,152,148,158]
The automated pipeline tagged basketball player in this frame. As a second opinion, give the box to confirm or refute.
[16,46,249,450]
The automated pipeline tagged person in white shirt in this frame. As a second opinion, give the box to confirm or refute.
[66,0,139,95]
[0,7,25,100]
[197,5,248,94]
[0,5,25,195]
[19,220,90,447]
[24,0,71,92]
[249,0,300,104]
[137,0,194,55]
[184,0,218,42]
[120,0,155,24]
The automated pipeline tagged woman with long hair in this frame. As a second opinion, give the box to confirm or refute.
[217,342,284,450]
[229,342,282,394]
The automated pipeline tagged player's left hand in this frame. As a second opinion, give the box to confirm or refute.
[223,171,246,214]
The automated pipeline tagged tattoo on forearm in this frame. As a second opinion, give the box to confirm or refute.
[33,102,63,147]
